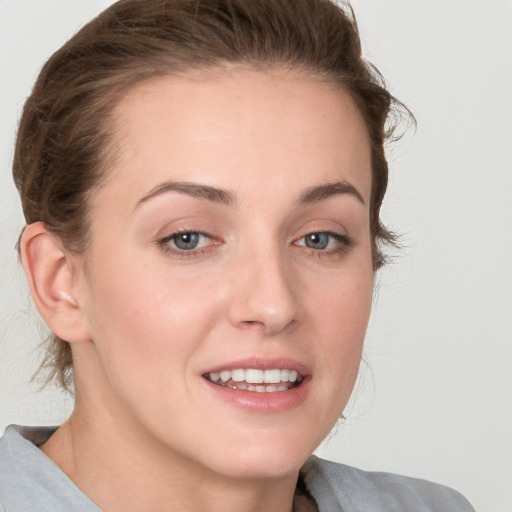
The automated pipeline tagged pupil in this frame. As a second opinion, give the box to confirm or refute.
[174,233,199,250]
[306,233,328,250]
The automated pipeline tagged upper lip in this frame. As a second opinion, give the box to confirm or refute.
[201,357,311,377]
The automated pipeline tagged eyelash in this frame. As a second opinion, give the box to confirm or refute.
[157,229,218,258]
[294,231,353,257]
[156,230,353,259]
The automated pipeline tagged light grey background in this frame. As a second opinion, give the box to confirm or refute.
[1,1,511,511]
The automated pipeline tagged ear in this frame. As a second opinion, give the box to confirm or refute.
[20,221,91,344]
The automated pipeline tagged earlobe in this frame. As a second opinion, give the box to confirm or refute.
[20,222,91,343]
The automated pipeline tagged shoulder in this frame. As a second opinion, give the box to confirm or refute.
[0,425,100,512]
[301,456,475,512]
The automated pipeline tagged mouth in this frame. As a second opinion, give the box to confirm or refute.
[203,368,304,392]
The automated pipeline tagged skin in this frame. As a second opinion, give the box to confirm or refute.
[37,68,374,512]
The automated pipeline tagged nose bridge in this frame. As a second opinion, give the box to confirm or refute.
[228,237,300,335]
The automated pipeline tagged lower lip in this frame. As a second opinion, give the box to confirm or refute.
[202,377,311,413]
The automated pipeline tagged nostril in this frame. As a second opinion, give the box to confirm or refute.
[239,319,266,328]
[238,318,298,337]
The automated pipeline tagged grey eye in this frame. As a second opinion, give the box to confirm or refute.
[172,232,201,250]
[304,233,330,250]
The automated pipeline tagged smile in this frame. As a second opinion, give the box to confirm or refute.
[204,368,303,392]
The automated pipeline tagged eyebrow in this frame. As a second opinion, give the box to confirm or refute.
[135,181,236,209]
[134,178,364,210]
[298,181,365,205]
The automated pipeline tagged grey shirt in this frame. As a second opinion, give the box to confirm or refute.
[0,425,475,511]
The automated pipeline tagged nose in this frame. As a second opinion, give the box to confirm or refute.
[227,246,301,336]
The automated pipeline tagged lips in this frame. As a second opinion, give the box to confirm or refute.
[203,368,303,392]
[201,359,311,412]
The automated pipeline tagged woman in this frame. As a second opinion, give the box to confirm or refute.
[0,0,475,510]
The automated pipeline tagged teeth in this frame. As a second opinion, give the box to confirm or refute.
[231,369,245,382]
[205,368,303,390]
[264,369,281,383]
[245,369,264,384]
[220,370,231,382]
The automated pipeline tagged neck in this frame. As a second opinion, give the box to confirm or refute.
[40,408,300,512]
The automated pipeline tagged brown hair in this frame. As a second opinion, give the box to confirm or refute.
[13,0,412,391]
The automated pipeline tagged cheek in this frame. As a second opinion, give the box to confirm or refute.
[79,264,220,423]
[309,258,373,336]
[82,253,220,370]
[307,263,373,385]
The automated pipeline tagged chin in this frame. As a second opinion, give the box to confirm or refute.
[211,450,308,481]
[193,427,323,481]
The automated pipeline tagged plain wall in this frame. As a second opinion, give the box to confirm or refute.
[1,1,511,511]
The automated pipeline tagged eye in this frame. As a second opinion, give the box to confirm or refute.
[159,231,214,252]
[171,232,203,250]
[303,233,331,250]
[295,231,352,253]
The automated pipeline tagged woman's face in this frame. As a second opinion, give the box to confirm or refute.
[73,68,374,479]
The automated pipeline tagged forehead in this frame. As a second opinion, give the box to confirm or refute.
[96,68,372,209]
